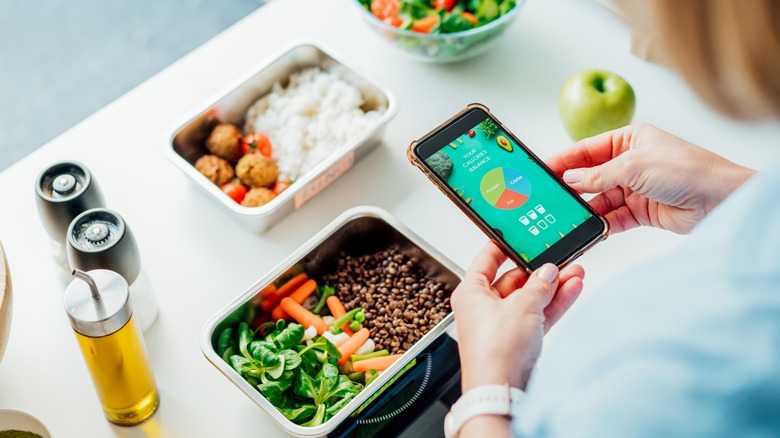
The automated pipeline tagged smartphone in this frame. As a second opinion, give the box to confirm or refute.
[408,104,609,273]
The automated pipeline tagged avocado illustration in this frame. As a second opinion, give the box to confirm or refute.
[496,135,512,152]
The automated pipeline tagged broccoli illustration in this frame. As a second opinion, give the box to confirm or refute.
[426,151,454,180]
[478,119,498,138]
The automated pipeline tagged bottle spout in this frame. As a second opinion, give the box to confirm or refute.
[72,269,101,300]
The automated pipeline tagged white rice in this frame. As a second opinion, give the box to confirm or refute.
[243,67,385,181]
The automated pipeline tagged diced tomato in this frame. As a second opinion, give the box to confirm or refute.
[412,15,439,33]
[371,0,399,20]
[383,16,403,27]
[221,182,248,204]
[434,0,456,11]
[241,133,273,157]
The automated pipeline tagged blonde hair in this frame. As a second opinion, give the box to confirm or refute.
[625,1,780,120]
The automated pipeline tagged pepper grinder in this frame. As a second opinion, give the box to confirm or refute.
[67,208,158,333]
[65,269,159,426]
[35,161,105,275]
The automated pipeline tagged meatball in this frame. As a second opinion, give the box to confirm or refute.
[241,187,275,207]
[206,124,243,164]
[195,155,234,186]
[236,153,279,188]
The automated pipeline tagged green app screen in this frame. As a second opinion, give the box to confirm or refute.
[426,118,592,262]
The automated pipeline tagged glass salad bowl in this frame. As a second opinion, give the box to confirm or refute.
[354,0,525,63]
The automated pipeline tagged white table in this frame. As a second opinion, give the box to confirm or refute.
[1,0,778,436]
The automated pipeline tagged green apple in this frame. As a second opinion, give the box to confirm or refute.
[559,69,636,141]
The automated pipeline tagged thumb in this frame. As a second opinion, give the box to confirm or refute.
[562,154,634,194]
[516,264,559,311]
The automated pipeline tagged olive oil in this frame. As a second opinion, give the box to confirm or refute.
[65,269,159,426]
[75,315,158,425]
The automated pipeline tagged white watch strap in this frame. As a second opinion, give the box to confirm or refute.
[444,384,525,438]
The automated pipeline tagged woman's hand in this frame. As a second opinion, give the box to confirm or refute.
[546,124,756,234]
[453,242,586,393]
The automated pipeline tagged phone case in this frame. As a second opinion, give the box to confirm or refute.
[407,103,609,273]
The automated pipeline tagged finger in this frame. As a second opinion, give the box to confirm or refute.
[561,151,637,194]
[546,126,635,176]
[495,264,583,299]
[543,276,584,333]
[559,264,585,283]
[493,267,529,298]
[515,263,560,310]
[604,205,642,234]
[465,241,508,285]
[588,187,627,216]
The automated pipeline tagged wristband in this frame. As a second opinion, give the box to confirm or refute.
[444,384,525,438]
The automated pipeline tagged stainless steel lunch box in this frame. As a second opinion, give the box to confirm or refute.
[163,43,398,233]
[201,206,463,437]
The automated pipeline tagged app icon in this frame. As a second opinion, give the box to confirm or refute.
[535,204,546,214]
[519,216,530,225]
[545,214,556,224]
[537,220,548,230]
[527,210,538,220]
[528,226,540,236]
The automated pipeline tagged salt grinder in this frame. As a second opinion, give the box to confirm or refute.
[66,208,158,332]
[65,269,159,426]
[35,161,105,272]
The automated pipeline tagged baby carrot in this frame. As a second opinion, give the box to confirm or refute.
[271,305,286,321]
[259,284,278,312]
[337,328,370,365]
[326,296,354,336]
[271,279,317,320]
[461,12,477,25]
[261,273,308,314]
[289,279,317,303]
[353,354,403,373]
[279,298,327,335]
[277,273,309,299]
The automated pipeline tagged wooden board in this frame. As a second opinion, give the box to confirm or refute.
[0,242,11,363]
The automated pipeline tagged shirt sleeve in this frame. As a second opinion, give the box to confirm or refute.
[512,346,780,438]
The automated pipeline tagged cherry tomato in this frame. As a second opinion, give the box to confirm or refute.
[434,0,455,11]
[272,179,292,196]
[241,133,273,157]
[468,130,476,137]
[221,182,248,203]
[371,0,399,20]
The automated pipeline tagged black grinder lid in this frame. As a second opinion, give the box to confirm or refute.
[67,208,141,284]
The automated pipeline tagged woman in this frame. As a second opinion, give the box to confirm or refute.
[447,1,780,437]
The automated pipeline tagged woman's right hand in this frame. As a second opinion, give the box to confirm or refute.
[546,124,756,234]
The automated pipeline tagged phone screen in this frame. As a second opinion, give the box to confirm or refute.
[415,108,605,266]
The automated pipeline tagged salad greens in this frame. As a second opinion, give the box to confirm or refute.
[362,0,517,34]
[218,321,363,426]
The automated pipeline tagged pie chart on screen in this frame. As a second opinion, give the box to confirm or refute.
[480,167,531,210]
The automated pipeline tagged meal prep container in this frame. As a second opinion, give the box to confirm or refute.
[164,43,398,233]
[201,206,463,437]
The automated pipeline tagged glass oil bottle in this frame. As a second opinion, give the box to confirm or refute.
[64,269,159,425]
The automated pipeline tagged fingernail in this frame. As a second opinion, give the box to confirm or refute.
[563,170,583,184]
[537,264,559,283]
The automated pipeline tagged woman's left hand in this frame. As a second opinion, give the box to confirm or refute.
[452,241,586,393]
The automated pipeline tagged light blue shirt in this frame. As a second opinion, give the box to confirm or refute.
[514,161,780,437]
